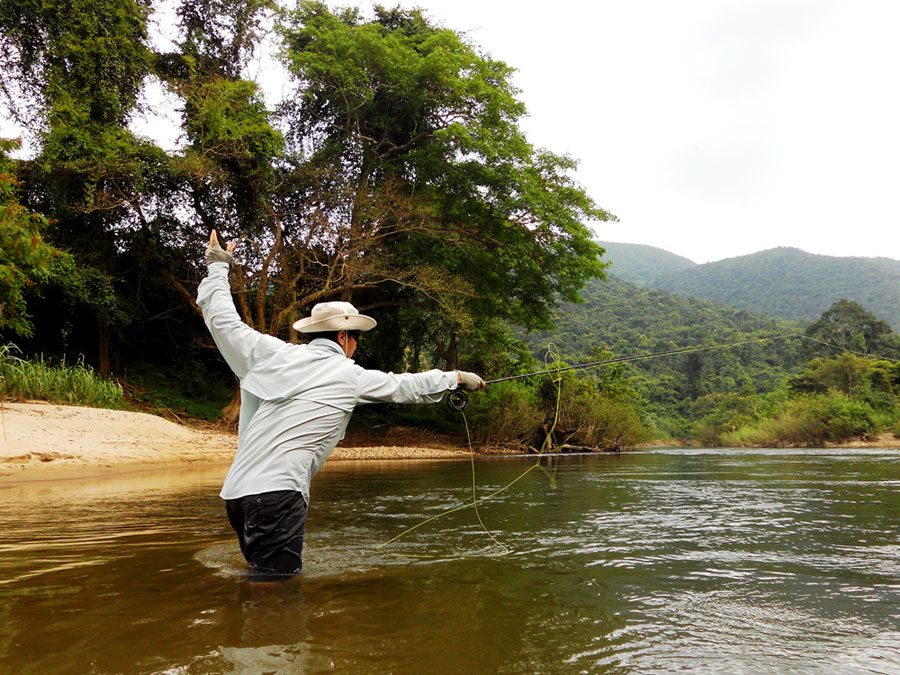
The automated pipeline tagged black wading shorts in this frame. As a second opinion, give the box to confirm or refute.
[225,490,307,580]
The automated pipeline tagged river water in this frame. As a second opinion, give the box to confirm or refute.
[1,449,899,673]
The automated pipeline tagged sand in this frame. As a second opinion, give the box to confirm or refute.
[0,401,480,483]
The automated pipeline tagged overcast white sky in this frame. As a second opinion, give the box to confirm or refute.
[397,0,900,264]
[4,0,898,264]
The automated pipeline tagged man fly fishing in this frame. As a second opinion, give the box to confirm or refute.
[198,231,485,580]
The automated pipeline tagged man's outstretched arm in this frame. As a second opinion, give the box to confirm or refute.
[355,368,484,405]
[196,230,283,380]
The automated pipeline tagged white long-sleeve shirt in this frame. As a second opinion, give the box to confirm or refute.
[197,262,459,503]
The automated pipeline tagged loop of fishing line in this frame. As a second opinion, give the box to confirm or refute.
[378,345,565,556]
[381,333,899,557]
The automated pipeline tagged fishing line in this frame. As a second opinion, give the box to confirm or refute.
[374,410,517,555]
[377,332,897,555]
[377,345,566,555]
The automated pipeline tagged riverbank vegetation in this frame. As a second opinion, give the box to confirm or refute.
[0,345,125,409]
[529,276,900,448]
[1,1,899,451]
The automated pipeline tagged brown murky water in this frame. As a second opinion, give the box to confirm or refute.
[2,450,900,673]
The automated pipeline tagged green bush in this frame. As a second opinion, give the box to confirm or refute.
[810,393,879,441]
[690,390,763,446]
[568,393,652,450]
[541,375,651,451]
[467,380,543,449]
[0,345,125,409]
[721,391,879,447]
[465,373,652,451]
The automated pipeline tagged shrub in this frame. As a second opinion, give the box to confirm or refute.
[540,376,651,451]
[721,391,879,447]
[467,380,543,449]
[689,391,764,446]
[465,373,652,451]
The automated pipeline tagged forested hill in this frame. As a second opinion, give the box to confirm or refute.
[597,241,697,285]
[527,274,806,432]
[604,245,900,331]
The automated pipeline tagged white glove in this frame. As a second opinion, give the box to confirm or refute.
[456,370,485,392]
[205,230,234,266]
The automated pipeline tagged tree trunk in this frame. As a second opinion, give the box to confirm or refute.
[447,332,458,370]
[221,388,241,427]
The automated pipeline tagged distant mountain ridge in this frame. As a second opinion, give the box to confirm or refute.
[598,243,900,331]
[597,241,697,286]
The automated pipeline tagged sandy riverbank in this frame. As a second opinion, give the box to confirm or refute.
[0,401,479,483]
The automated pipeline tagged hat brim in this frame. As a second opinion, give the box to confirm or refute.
[292,314,377,334]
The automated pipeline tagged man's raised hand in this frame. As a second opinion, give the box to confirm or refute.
[206,229,235,266]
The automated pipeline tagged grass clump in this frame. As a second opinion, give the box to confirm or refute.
[0,345,125,409]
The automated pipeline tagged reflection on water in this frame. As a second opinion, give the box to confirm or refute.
[2,450,900,673]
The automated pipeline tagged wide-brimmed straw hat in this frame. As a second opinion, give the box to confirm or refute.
[293,301,377,334]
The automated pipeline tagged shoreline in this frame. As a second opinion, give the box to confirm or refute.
[2,401,898,487]
[0,401,498,485]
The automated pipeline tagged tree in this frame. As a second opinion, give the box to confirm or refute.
[805,299,900,360]
[788,352,900,399]
[0,0,166,373]
[266,3,611,372]
[0,139,55,337]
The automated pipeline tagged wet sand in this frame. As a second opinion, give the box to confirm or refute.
[0,401,479,483]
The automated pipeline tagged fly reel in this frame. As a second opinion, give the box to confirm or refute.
[445,390,469,412]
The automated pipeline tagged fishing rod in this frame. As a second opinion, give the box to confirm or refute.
[444,332,867,412]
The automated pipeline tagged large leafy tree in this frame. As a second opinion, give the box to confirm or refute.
[0,0,166,373]
[270,3,610,370]
[0,139,55,337]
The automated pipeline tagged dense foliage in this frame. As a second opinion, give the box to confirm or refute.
[0,0,613,437]
[525,275,807,435]
[804,299,900,359]
[0,140,56,336]
[527,270,900,445]
[692,353,900,446]
[650,247,900,331]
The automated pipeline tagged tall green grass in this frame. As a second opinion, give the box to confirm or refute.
[0,345,125,409]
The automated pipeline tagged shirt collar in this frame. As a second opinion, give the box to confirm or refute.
[309,336,348,358]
